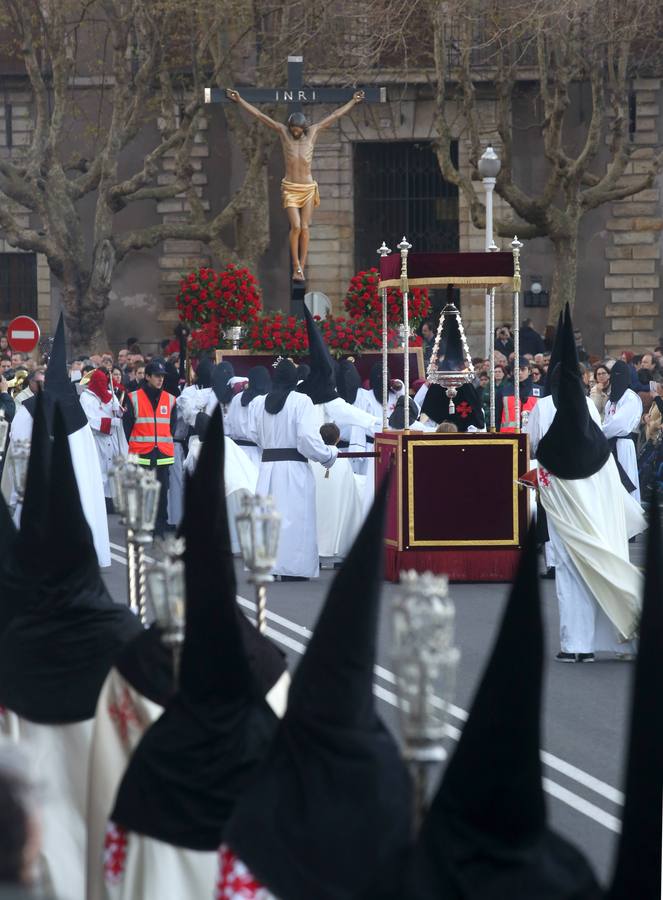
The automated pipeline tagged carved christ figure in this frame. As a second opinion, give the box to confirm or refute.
[227,88,364,282]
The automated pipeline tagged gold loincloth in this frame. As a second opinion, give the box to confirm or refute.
[281,179,320,210]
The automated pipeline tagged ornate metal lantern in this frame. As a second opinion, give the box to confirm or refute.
[392,569,461,825]
[426,303,474,414]
[9,439,32,503]
[235,493,282,633]
[147,536,186,679]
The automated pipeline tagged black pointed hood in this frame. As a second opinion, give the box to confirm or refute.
[406,526,601,898]
[369,360,388,404]
[111,407,280,851]
[537,307,610,479]
[606,498,663,900]
[298,306,337,404]
[25,315,87,434]
[227,476,412,900]
[421,382,485,431]
[0,492,19,637]
[212,360,235,405]
[608,361,631,405]
[335,358,361,405]
[241,365,271,408]
[195,354,214,389]
[265,358,299,414]
[0,405,141,723]
[389,395,420,430]
[14,391,50,565]
[114,625,176,708]
[542,309,565,397]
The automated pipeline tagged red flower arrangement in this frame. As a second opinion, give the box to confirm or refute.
[176,263,262,330]
[344,268,431,327]
[244,313,309,356]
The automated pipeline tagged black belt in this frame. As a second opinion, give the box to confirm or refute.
[366,436,375,445]
[262,448,307,463]
[235,439,257,447]
[337,440,350,449]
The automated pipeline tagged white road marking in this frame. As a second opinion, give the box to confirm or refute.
[108,548,625,829]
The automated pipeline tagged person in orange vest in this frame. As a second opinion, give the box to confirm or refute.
[122,358,177,536]
[497,356,541,432]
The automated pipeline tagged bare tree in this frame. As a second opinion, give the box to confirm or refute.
[425,0,663,320]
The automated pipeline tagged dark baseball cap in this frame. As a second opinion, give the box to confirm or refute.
[145,358,167,377]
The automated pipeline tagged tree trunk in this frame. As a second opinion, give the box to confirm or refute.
[548,226,579,326]
[61,280,110,355]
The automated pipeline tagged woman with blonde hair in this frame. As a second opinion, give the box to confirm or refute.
[637,395,663,500]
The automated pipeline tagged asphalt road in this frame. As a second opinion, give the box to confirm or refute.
[103,514,646,886]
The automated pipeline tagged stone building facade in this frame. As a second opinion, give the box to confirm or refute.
[1,64,662,357]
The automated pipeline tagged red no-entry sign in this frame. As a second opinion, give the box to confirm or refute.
[7,315,41,353]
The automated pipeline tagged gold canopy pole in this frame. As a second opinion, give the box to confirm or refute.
[488,240,499,432]
[511,236,524,433]
[378,241,392,431]
[398,236,413,429]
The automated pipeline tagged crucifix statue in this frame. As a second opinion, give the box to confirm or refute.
[206,56,386,286]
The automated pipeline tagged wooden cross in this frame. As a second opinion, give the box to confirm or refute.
[204,55,387,113]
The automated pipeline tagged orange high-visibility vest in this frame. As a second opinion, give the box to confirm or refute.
[128,389,175,464]
[501,394,538,433]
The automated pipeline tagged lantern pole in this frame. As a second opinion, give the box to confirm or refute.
[377,241,392,432]
[488,240,499,432]
[511,236,524,433]
[398,237,413,429]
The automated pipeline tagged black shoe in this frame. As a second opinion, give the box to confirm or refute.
[555,651,595,663]
[279,575,310,582]
[541,566,556,579]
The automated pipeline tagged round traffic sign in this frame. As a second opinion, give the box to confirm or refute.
[7,315,41,353]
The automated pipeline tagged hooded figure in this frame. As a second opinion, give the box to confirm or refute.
[605,497,663,900]
[225,477,412,900]
[0,406,141,723]
[264,358,300,415]
[241,366,271,408]
[388,395,421,430]
[111,407,282,852]
[5,314,111,565]
[80,367,127,501]
[534,307,644,661]
[404,526,602,899]
[418,382,485,431]
[335,357,361,405]
[602,360,643,500]
[0,404,140,900]
[195,355,214,389]
[212,360,236,407]
[298,306,337,404]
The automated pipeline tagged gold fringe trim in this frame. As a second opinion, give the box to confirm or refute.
[379,276,514,290]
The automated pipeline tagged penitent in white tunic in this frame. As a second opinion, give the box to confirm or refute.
[80,390,128,498]
[225,392,263,468]
[249,392,336,578]
[603,389,643,501]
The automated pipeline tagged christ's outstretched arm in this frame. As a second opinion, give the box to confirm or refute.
[313,90,364,133]
[226,89,285,132]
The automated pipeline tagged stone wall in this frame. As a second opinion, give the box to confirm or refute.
[604,78,663,354]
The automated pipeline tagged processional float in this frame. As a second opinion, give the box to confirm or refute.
[375,237,529,583]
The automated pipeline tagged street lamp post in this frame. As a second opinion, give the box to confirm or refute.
[478,145,501,360]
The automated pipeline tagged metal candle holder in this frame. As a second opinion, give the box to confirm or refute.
[9,439,31,506]
[377,241,392,432]
[224,325,243,350]
[110,455,161,621]
[398,236,413,428]
[392,569,460,830]
[146,536,186,681]
[235,493,282,633]
[426,304,474,414]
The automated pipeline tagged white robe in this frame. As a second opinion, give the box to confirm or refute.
[225,393,263,468]
[353,386,402,503]
[603,389,643,501]
[3,405,111,568]
[0,709,94,900]
[249,392,336,578]
[538,455,645,654]
[80,390,128,497]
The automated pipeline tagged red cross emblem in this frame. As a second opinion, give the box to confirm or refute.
[538,467,551,488]
[103,822,128,884]
[456,401,473,419]
[216,845,269,899]
[108,687,140,744]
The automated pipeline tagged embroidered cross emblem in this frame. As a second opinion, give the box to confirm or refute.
[103,822,128,884]
[456,401,472,419]
[538,467,551,487]
[217,845,270,899]
[108,687,140,744]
